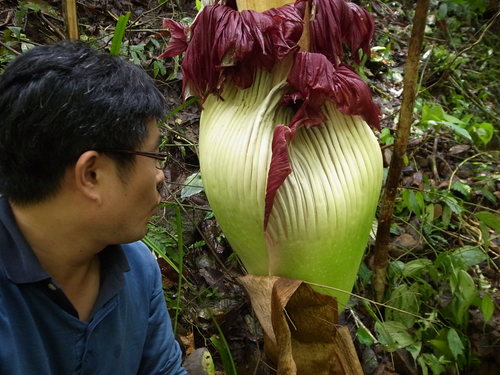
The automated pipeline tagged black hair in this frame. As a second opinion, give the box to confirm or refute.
[0,41,166,204]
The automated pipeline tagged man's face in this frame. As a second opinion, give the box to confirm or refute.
[102,119,165,244]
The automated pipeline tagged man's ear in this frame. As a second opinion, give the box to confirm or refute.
[73,151,105,203]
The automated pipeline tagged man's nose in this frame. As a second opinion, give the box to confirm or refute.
[156,168,165,186]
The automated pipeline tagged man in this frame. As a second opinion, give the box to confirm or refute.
[0,41,186,374]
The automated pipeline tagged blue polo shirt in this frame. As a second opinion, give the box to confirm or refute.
[0,197,186,375]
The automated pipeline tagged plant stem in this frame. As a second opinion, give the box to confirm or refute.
[372,0,430,302]
[173,204,184,335]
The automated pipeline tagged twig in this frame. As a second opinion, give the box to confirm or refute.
[431,136,441,183]
[0,40,20,55]
[305,281,429,321]
[449,72,499,120]
[422,11,500,93]
[447,151,497,191]
[40,13,66,40]
[0,9,13,28]
[348,308,378,343]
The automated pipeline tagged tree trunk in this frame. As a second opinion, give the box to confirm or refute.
[372,0,430,301]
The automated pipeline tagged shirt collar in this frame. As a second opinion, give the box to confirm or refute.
[0,197,130,284]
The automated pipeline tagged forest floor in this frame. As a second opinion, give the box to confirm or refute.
[0,1,498,374]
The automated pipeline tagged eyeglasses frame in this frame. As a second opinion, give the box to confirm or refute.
[102,149,168,169]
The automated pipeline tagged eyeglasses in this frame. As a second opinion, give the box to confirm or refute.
[104,149,168,169]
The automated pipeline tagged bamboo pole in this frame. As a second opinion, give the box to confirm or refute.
[372,0,431,301]
[236,0,290,12]
[63,0,79,40]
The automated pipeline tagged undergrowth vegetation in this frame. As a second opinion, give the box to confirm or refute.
[0,0,498,374]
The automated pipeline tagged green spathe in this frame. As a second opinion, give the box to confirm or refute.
[200,69,382,308]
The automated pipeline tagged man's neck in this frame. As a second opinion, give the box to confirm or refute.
[10,198,102,281]
[10,198,103,321]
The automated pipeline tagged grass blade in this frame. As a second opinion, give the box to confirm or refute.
[110,12,131,56]
[210,313,237,375]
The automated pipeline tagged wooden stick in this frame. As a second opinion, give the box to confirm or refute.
[372,0,431,301]
[236,0,290,12]
[63,0,79,40]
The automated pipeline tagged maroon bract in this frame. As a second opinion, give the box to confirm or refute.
[309,0,374,65]
[158,19,188,58]
[161,4,304,100]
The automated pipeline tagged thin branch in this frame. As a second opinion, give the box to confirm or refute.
[0,40,20,55]
[422,11,499,93]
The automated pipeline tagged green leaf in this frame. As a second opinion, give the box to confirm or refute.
[475,211,500,232]
[403,190,424,216]
[452,246,487,268]
[457,269,477,302]
[443,113,464,124]
[380,128,394,145]
[480,293,494,322]
[357,262,372,287]
[374,321,398,351]
[210,315,237,375]
[7,26,22,39]
[441,205,451,228]
[438,2,448,18]
[429,338,449,356]
[181,172,204,198]
[415,191,425,215]
[451,180,472,200]
[421,104,445,123]
[356,326,375,346]
[388,260,405,281]
[110,12,131,56]
[385,284,420,328]
[407,341,422,361]
[470,122,494,146]
[376,321,414,351]
[418,353,450,375]
[402,259,433,278]
[478,187,497,203]
[442,121,473,141]
[417,357,429,375]
[479,221,490,249]
[447,328,464,359]
[449,269,478,327]
[441,195,462,214]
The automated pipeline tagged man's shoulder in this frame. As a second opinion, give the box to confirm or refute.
[118,241,162,299]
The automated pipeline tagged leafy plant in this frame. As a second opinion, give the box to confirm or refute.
[418,103,495,147]
[376,247,494,373]
[15,1,58,25]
